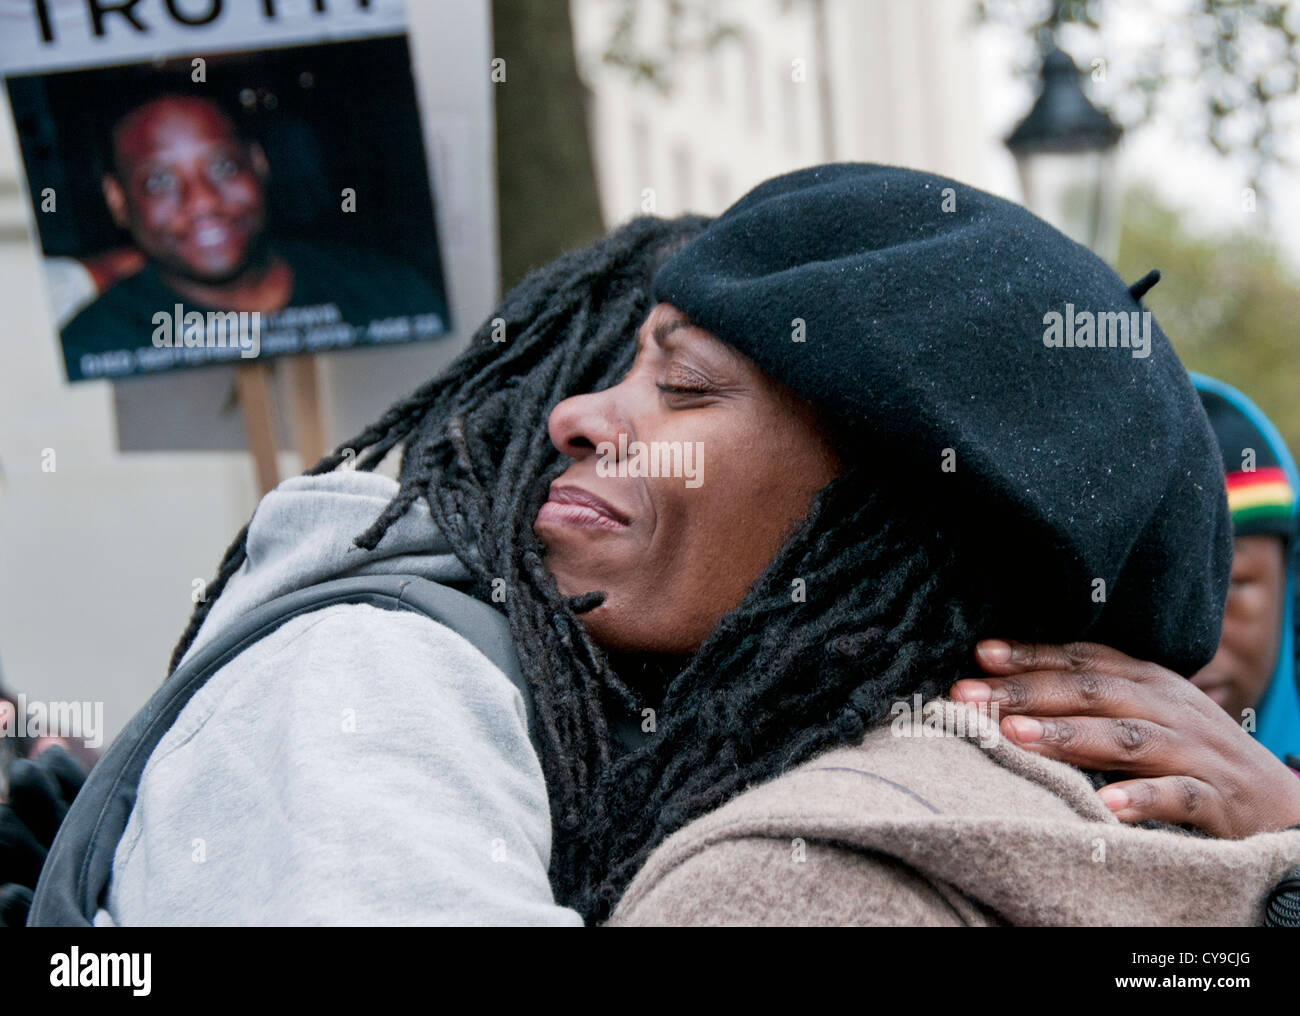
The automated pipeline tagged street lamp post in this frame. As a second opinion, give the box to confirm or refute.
[1006,45,1124,263]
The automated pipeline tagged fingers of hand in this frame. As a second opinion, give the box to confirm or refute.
[1001,714,1169,772]
[973,639,1113,676]
[1096,776,1224,834]
[952,666,1126,717]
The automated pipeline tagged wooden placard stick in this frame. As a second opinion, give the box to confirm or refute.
[287,354,325,470]
[234,362,280,496]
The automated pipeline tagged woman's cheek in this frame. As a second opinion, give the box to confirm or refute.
[1228,581,1270,628]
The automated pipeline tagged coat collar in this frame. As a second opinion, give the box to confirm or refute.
[612,699,1300,925]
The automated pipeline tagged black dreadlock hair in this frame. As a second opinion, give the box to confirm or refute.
[169,213,1003,923]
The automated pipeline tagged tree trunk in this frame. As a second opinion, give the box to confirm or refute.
[491,0,607,292]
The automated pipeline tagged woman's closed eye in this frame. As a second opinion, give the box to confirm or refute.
[657,364,720,397]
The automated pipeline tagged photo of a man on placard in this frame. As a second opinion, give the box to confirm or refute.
[59,87,446,380]
[7,37,453,383]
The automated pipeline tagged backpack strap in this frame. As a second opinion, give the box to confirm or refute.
[27,574,526,927]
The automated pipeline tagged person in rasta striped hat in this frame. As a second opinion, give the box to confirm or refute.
[1192,373,1300,768]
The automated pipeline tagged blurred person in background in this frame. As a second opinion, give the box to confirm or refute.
[0,679,102,780]
[1190,373,1300,766]
[0,676,93,926]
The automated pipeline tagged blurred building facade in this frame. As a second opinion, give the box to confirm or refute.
[573,0,1011,223]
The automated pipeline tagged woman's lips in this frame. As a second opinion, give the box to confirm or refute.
[536,484,631,531]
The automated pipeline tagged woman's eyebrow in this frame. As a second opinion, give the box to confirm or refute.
[652,319,693,348]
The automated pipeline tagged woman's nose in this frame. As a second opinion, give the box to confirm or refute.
[547,389,627,461]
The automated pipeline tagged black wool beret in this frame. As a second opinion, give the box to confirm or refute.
[651,162,1231,675]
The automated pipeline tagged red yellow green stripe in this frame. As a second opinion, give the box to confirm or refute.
[1225,466,1294,525]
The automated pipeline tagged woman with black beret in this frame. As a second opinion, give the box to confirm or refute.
[561,163,1300,924]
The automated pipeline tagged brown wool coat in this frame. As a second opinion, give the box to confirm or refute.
[605,700,1300,926]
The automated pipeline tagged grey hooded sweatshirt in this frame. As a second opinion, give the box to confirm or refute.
[97,470,583,926]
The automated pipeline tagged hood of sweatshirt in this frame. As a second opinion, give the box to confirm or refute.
[182,471,473,666]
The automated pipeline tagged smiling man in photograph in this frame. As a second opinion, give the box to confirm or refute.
[59,89,448,380]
